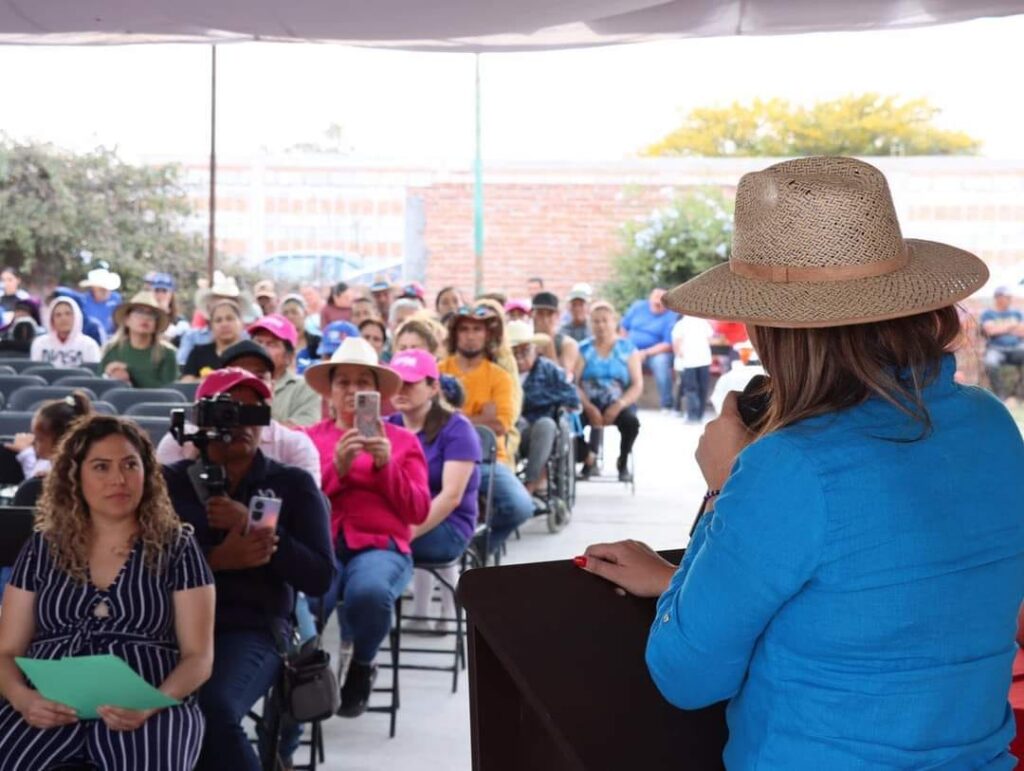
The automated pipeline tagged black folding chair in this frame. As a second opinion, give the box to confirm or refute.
[469,425,499,567]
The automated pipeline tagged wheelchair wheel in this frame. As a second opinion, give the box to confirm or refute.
[546,498,570,533]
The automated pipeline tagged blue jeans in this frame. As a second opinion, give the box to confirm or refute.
[195,630,282,771]
[679,365,711,421]
[412,520,471,565]
[644,351,675,409]
[320,540,413,664]
[479,463,534,551]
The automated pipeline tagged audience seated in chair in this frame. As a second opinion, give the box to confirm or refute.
[301,338,430,719]
[30,297,101,368]
[247,314,323,426]
[162,368,335,771]
[438,310,534,552]
[388,349,481,632]
[509,320,579,496]
[0,416,215,771]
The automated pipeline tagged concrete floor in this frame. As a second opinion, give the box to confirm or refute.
[298,410,707,771]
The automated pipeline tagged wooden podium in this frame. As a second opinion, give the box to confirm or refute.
[458,552,728,771]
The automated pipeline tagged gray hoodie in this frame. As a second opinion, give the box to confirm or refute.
[29,297,101,367]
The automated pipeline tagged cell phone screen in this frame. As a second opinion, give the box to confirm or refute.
[355,391,381,437]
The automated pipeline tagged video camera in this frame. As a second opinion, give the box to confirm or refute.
[170,395,272,497]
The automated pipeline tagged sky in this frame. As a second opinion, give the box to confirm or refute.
[0,14,1022,164]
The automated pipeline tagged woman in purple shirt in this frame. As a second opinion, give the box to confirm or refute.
[388,349,481,632]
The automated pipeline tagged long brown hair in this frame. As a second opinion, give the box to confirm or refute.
[421,377,456,443]
[750,306,961,440]
[36,415,185,583]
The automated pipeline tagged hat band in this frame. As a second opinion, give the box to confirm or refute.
[729,248,909,284]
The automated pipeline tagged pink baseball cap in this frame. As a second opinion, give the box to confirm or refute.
[505,298,531,315]
[387,349,439,384]
[247,313,298,348]
[197,367,272,401]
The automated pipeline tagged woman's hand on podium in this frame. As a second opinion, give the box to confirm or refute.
[577,540,676,598]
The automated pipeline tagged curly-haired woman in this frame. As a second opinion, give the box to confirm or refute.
[0,416,215,771]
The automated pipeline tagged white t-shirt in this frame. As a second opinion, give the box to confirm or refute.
[671,316,714,370]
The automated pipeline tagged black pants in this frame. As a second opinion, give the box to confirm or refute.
[579,407,640,467]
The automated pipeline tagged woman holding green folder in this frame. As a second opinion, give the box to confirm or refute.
[0,415,215,770]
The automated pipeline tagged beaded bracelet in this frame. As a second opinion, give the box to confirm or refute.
[703,489,721,503]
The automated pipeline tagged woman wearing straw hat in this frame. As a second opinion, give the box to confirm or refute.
[101,291,179,388]
[302,337,431,718]
[578,157,1024,769]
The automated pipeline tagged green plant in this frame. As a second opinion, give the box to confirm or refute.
[604,188,733,311]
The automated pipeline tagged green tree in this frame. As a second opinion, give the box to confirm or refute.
[604,188,733,311]
[0,140,208,291]
[643,94,980,157]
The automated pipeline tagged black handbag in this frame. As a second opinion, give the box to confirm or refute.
[279,635,339,723]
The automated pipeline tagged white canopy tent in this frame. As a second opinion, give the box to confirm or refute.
[1,0,1023,51]
[2,1,1022,285]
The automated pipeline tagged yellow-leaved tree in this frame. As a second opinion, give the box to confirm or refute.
[643,94,980,157]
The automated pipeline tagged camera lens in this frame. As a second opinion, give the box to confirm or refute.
[254,501,264,511]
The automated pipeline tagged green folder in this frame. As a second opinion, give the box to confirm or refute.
[15,655,180,720]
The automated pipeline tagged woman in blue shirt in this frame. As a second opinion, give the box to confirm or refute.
[580,157,1024,769]
[575,301,643,482]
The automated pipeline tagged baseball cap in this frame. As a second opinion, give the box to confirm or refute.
[318,320,361,356]
[370,279,392,293]
[504,299,531,315]
[149,273,175,291]
[399,281,425,302]
[994,286,1012,297]
[197,366,272,401]
[531,291,559,311]
[248,313,297,348]
[388,349,440,384]
[566,283,592,302]
[254,279,277,299]
[219,340,275,374]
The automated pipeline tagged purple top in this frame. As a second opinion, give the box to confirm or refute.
[390,411,481,540]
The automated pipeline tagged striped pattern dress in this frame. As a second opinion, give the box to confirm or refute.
[0,529,213,771]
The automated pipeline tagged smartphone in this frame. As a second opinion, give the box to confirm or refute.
[355,391,381,438]
[248,495,282,533]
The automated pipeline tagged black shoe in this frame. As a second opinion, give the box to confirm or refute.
[577,462,596,481]
[337,661,377,718]
[617,458,632,483]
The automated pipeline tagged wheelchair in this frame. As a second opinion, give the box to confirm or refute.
[516,409,576,533]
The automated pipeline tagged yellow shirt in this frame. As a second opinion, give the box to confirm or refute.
[439,356,515,462]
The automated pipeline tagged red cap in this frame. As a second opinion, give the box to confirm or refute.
[197,367,272,401]
[247,313,298,348]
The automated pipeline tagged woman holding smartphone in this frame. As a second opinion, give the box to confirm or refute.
[579,158,1024,769]
[302,337,431,717]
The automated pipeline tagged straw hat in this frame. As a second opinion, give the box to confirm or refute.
[113,291,170,334]
[304,336,401,398]
[506,319,550,348]
[664,157,989,329]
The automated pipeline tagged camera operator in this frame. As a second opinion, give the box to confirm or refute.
[156,340,321,484]
[162,368,335,771]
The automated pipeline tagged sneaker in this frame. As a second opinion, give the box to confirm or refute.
[338,661,378,718]
[577,463,597,481]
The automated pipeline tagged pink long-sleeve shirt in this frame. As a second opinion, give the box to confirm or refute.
[303,419,431,553]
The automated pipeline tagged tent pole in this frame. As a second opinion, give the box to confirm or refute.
[207,44,218,283]
[472,53,484,297]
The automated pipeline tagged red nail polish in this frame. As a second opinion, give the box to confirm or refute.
[573,556,587,568]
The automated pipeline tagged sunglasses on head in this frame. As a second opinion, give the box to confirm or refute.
[455,306,495,319]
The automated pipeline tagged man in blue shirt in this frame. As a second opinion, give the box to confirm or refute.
[620,288,679,410]
[980,286,1024,403]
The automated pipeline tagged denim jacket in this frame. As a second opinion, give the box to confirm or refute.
[521,356,579,423]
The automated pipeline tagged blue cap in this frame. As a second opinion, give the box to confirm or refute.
[145,271,175,291]
[317,321,360,356]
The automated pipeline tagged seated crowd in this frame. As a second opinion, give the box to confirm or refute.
[0,268,647,770]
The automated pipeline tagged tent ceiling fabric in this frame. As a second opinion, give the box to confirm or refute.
[0,0,1023,50]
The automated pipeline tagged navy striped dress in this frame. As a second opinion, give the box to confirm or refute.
[0,529,213,771]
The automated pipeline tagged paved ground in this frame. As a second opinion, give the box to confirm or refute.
[300,410,707,771]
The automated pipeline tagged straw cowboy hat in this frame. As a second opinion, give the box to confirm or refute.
[505,319,550,348]
[664,156,989,329]
[304,336,402,398]
[113,291,170,334]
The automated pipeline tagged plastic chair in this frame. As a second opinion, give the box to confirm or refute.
[91,401,117,416]
[21,366,97,383]
[0,374,47,401]
[104,388,186,414]
[53,377,130,398]
[469,425,499,567]
[0,358,44,373]
[169,381,199,402]
[0,365,16,376]
[7,385,98,412]
[126,416,172,445]
[0,412,33,438]
[125,402,182,418]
